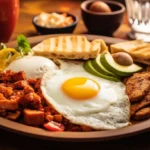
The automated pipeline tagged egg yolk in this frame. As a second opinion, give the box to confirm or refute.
[62,77,100,100]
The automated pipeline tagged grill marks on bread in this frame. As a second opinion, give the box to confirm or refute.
[32,36,108,60]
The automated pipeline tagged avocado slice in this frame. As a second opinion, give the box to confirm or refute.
[100,52,142,76]
[92,54,120,79]
[83,60,120,82]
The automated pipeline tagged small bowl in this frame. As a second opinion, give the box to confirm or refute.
[81,0,125,36]
[32,12,78,35]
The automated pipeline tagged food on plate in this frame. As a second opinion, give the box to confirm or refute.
[89,1,112,13]
[125,72,150,102]
[0,70,86,131]
[1,34,150,131]
[84,52,142,81]
[43,121,65,131]
[125,71,150,120]
[16,34,31,56]
[0,35,31,71]
[112,52,133,66]
[5,56,58,78]
[36,12,74,28]
[100,52,142,76]
[24,109,44,126]
[0,48,20,71]
[6,111,21,120]
[132,107,150,120]
[32,36,108,60]
[83,60,120,82]
[0,70,130,131]
[92,54,119,78]
[130,91,150,116]
[0,43,6,49]
[41,59,130,130]
[110,40,150,65]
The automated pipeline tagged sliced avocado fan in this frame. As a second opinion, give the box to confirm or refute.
[83,60,121,82]
[92,54,120,79]
[100,52,142,76]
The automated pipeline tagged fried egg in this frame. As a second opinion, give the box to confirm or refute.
[41,60,130,130]
[5,56,58,78]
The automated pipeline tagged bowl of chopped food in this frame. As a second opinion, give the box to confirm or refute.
[32,12,78,35]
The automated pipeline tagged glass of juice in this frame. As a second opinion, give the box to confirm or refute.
[0,0,19,43]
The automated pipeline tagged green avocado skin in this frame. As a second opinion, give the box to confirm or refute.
[83,60,121,82]
[92,55,120,79]
[100,53,142,77]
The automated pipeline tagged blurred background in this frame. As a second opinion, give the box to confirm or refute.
[11,0,128,41]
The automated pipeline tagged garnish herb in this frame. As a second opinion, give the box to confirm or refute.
[17,34,31,56]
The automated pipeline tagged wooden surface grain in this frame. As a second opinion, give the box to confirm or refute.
[1,0,150,150]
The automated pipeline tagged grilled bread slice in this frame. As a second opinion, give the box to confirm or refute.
[32,36,108,60]
[110,40,150,65]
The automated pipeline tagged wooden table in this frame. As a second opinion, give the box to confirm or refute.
[2,0,149,150]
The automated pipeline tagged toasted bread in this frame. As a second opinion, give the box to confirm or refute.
[32,36,108,60]
[110,40,150,65]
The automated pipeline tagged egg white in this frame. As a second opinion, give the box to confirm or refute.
[5,56,58,78]
[41,60,130,130]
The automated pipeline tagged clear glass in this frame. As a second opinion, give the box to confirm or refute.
[125,0,150,42]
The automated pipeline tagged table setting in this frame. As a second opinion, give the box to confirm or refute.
[0,0,150,149]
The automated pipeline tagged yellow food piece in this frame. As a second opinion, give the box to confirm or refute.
[32,36,108,60]
[0,48,20,71]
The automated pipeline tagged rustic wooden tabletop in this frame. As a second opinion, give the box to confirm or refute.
[1,0,149,150]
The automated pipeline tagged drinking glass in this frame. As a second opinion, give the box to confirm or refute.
[0,0,20,43]
[125,0,150,42]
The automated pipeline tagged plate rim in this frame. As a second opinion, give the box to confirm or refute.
[3,34,149,142]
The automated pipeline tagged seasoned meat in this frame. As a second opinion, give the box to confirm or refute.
[11,71,26,82]
[125,72,150,102]
[0,71,26,82]
[0,70,13,82]
[27,78,37,87]
[36,91,47,106]
[81,125,92,131]
[0,85,13,98]
[0,93,7,100]
[44,106,58,115]
[53,114,63,122]
[45,114,53,122]
[0,100,18,110]
[133,107,150,120]
[24,109,44,126]
[131,91,150,116]
[0,109,7,117]
[13,80,29,90]
[19,92,41,109]
[34,78,41,91]
[23,86,34,94]
[6,111,21,120]
[11,90,24,100]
